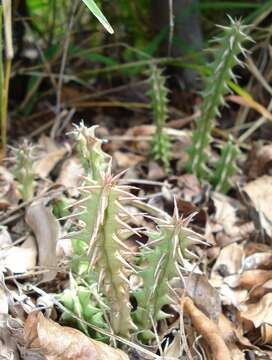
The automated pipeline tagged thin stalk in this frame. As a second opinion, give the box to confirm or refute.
[1,0,13,156]
[2,58,11,153]
[0,5,4,156]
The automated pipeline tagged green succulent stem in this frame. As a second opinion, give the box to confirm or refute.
[71,125,136,337]
[148,65,171,170]
[212,136,240,193]
[13,141,35,201]
[187,18,250,179]
[134,209,204,342]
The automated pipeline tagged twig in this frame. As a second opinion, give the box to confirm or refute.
[51,0,78,138]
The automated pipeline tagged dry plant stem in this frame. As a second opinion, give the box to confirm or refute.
[0,5,3,156]
[239,98,272,142]
[246,57,272,96]
[22,19,58,90]
[168,0,174,56]
[1,0,13,155]
[51,0,78,138]
[182,297,231,360]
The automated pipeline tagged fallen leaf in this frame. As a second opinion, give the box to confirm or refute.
[114,151,144,168]
[26,201,59,282]
[57,157,84,197]
[249,279,272,301]
[225,270,272,289]
[0,235,37,273]
[147,161,166,180]
[246,143,272,179]
[260,324,272,345]
[243,252,272,271]
[0,227,12,249]
[218,314,249,360]
[240,293,272,328]
[24,312,129,360]
[184,274,222,322]
[217,284,248,308]
[228,95,272,121]
[182,297,231,360]
[212,192,239,238]
[35,148,67,178]
[212,243,244,277]
[243,175,272,238]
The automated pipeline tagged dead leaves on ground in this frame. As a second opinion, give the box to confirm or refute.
[24,312,129,360]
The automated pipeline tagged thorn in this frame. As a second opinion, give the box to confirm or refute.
[115,200,138,221]
[116,251,137,273]
[115,216,141,237]
[154,254,166,280]
[112,233,132,251]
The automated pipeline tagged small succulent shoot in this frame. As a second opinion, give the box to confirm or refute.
[212,135,241,193]
[71,122,110,180]
[13,140,36,201]
[148,65,171,170]
[70,124,137,337]
[186,17,251,179]
[133,203,206,342]
[59,273,108,341]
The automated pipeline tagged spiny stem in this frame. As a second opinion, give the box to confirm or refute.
[186,18,251,179]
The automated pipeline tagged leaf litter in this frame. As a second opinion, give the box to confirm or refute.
[1,124,272,360]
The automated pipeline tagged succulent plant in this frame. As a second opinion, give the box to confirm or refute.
[64,124,205,341]
[212,135,240,193]
[70,125,137,337]
[13,140,36,201]
[148,65,171,170]
[133,205,205,341]
[186,18,250,179]
[59,273,108,341]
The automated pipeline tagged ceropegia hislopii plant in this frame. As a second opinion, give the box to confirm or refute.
[186,17,251,179]
[212,135,241,193]
[62,123,205,340]
[59,272,108,341]
[69,123,137,337]
[12,140,36,202]
[148,65,171,170]
[133,205,205,341]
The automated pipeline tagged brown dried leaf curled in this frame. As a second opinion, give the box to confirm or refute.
[24,312,129,360]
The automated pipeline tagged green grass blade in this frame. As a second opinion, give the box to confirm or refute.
[80,0,114,34]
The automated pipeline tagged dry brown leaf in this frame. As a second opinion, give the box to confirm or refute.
[26,201,59,282]
[243,175,272,238]
[260,324,272,345]
[246,144,272,179]
[218,315,247,360]
[114,151,144,168]
[225,270,272,289]
[240,293,272,328]
[227,95,272,121]
[243,252,272,271]
[0,166,19,208]
[217,284,248,308]
[0,235,37,273]
[212,243,244,277]
[182,297,231,360]
[183,274,221,321]
[34,148,67,178]
[249,279,272,301]
[147,161,165,180]
[56,156,83,197]
[24,312,129,360]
